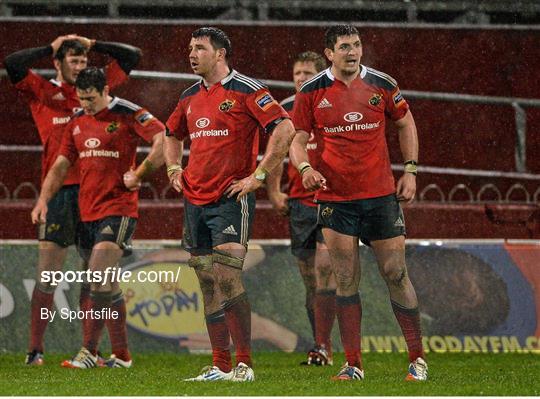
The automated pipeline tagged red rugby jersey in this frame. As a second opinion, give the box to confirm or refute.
[281,95,320,207]
[59,97,164,221]
[15,61,127,185]
[292,65,409,202]
[166,70,289,205]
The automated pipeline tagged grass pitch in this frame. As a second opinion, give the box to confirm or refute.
[1,352,539,396]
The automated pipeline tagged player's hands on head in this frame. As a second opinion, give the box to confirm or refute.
[73,35,95,50]
[302,168,328,192]
[51,34,94,56]
[396,172,416,203]
[123,169,142,191]
[31,200,48,225]
[268,191,289,216]
[225,175,263,201]
[51,34,78,56]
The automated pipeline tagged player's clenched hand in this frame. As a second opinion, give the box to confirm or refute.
[269,191,289,216]
[302,168,328,191]
[225,175,263,201]
[72,35,95,50]
[123,169,142,191]
[396,173,416,203]
[31,200,48,225]
[169,170,183,194]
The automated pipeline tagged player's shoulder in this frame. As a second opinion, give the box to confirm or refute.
[299,68,333,94]
[223,70,267,94]
[280,94,295,111]
[362,65,398,90]
[180,81,202,100]
[70,108,85,120]
[108,97,142,114]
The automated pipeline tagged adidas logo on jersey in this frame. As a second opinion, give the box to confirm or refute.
[52,92,66,101]
[222,225,238,235]
[394,216,404,227]
[317,98,333,108]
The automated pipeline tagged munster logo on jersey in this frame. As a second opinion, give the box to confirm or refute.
[219,99,235,112]
[106,121,120,133]
[369,93,382,106]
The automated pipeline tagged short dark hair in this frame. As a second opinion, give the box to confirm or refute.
[54,39,88,61]
[75,67,106,93]
[294,51,327,73]
[192,27,232,59]
[324,25,360,50]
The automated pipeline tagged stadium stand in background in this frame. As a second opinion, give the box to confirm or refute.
[1,0,540,24]
[0,11,539,240]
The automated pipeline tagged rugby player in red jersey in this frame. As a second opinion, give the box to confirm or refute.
[4,35,141,365]
[31,67,164,368]
[290,25,427,381]
[266,51,338,366]
[164,27,295,382]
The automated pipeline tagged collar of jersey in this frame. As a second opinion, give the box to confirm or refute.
[198,69,237,89]
[325,65,367,82]
[108,96,119,110]
[49,78,64,88]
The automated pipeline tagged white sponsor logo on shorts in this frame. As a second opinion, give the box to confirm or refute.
[222,225,238,235]
[101,226,114,235]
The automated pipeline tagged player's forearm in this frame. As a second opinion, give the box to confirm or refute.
[38,157,70,204]
[134,132,165,180]
[93,41,141,74]
[288,130,310,169]
[4,46,52,84]
[265,162,284,197]
[258,119,295,175]
[396,111,419,162]
[164,134,184,170]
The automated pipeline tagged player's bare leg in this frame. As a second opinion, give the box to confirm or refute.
[26,241,67,365]
[310,242,336,365]
[214,242,254,382]
[194,266,232,375]
[63,241,129,369]
[321,228,363,379]
[371,236,427,380]
[296,256,317,340]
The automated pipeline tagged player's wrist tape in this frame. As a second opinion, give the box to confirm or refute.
[297,161,312,175]
[166,164,183,178]
[253,166,269,180]
[135,159,155,179]
[404,160,418,175]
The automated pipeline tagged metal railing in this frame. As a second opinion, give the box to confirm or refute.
[3,67,538,172]
[1,67,540,203]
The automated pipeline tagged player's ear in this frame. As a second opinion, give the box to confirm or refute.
[324,48,333,62]
[217,47,226,61]
[103,85,110,97]
[53,58,62,73]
